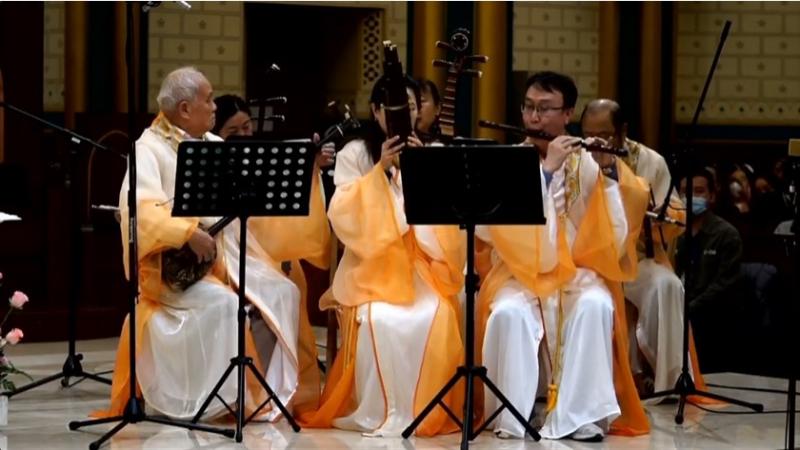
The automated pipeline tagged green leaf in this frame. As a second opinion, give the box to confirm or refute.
[0,362,33,383]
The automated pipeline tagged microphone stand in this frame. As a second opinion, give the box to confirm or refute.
[68,2,233,448]
[0,102,123,157]
[644,20,763,422]
[0,100,123,397]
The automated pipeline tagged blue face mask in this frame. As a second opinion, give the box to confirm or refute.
[681,196,708,215]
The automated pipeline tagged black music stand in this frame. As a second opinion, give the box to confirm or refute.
[449,137,497,147]
[173,140,314,442]
[399,146,545,448]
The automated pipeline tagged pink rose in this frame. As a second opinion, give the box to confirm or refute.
[9,291,28,309]
[5,329,23,345]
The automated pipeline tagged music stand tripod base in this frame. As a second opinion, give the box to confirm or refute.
[69,397,235,450]
[643,373,764,424]
[3,353,111,398]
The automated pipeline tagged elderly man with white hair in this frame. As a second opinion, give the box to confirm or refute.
[97,67,329,422]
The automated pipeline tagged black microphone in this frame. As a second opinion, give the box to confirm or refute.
[142,1,190,12]
[142,1,161,12]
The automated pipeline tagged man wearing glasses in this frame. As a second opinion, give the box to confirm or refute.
[475,72,649,442]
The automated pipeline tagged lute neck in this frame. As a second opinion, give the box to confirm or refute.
[439,66,459,138]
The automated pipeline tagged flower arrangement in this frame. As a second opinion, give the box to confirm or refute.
[0,272,32,391]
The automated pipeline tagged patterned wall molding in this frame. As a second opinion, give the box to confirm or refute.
[43,2,65,112]
[146,1,406,115]
[512,2,600,121]
[357,10,384,116]
[271,1,406,117]
[268,0,407,62]
[676,1,800,125]
[42,1,408,116]
[147,1,245,112]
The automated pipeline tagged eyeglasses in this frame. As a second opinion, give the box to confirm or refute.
[521,104,565,116]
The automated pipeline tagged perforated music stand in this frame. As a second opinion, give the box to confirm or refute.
[173,139,315,442]
[399,146,545,448]
[449,137,498,147]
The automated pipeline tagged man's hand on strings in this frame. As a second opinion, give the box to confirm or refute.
[188,228,216,263]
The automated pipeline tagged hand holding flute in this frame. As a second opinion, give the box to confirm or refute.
[542,135,583,173]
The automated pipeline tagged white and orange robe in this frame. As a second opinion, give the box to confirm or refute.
[297,139,466,437]
[476,148,651,439]
[94,114,327,421]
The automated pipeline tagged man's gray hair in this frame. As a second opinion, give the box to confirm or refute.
[156,66,208,112]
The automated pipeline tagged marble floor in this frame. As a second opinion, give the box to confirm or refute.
[0,337,796,450]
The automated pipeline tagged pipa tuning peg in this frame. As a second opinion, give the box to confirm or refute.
[466,55,489,64]
[435,40,454,51]
[463,69,483,78]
